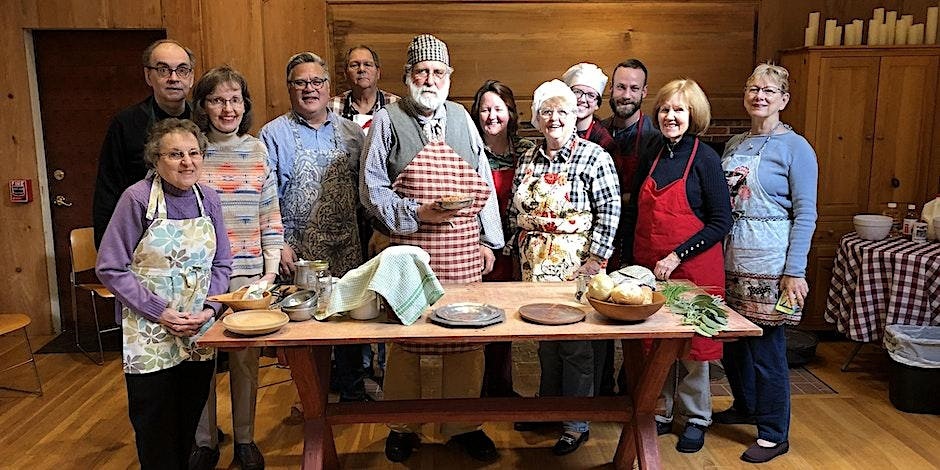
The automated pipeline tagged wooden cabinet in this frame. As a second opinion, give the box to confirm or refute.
[780,46,940,330]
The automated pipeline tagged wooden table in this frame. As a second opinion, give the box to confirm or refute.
[200,282,761,469]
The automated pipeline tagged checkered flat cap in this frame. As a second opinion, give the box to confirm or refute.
[407,34,449,67]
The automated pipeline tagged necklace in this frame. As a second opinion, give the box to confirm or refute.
[666,135,681,158]
[739,121,787,155]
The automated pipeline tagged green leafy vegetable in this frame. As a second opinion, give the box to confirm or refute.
[660,282,729,337]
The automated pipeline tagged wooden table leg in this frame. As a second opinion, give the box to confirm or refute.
[613,338,685,470]
[283,346,338,469]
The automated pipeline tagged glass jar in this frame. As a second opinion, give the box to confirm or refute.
[312,259,332,315]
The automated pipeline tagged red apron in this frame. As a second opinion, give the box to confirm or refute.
[633,138,723,361]
[391,139,492,353]
[609,111,644,268]
[483,166,517,281]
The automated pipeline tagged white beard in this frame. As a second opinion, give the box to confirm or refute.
[409,80,449,110]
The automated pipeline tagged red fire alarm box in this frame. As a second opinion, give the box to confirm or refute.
[10,179,33,203]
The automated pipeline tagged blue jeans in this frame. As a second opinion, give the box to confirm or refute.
[539,340,596,433]
[722,324,790,443]
[361,343,386,374]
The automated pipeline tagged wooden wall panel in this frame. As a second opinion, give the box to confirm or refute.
[262,0,330,121]
[0,0,53,334]
[162,0,205,76]
[109,0,161,29]
[198,0,268,135]
[329,2,757,121]
[21,0,162,28]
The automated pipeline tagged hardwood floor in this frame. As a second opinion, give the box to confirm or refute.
[1,338,938,469]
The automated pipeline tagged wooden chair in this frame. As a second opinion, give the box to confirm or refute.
[69,227,117,365]
[0,313,43,395]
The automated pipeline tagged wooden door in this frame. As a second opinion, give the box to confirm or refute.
[34,30,165,334]
[813,56,880,219]
[869,55,939,210]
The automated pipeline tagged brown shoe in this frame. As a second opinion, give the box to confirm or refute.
[741,441,789,463]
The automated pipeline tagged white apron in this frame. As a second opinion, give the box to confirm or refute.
[122,176,217,374]
[722,131,798,325]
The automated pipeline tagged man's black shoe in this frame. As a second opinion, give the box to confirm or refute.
[384,431,420,462]
[189,446,220,470]
[234,442,265,470]
[449,430,499,462]
[552,430,589,456]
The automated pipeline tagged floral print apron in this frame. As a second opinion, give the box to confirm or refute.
[281,118,362,276]
[722,134,796,325]
[122,176,217,374]
[512,165,592,282]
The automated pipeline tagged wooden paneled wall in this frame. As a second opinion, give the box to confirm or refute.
[2,0,938,333]
[329,1,757,121]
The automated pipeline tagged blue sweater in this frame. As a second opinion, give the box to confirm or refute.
[722,129,818,277]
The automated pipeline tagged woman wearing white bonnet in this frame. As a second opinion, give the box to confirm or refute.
[508,79,621,455]
[562,63,616,154]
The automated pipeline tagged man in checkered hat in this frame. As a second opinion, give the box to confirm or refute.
[360,33,503,464]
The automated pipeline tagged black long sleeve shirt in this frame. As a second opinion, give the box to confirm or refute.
[619,133,732,266]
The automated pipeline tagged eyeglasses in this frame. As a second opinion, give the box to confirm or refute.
[538,108,570,119]
[745,86,783,97]
[411,67,450,80]
[288,77,329,90]
[160,149,203,161]
[571,88,599,101]
[205,96,244,108]
[348,60,376,70]
[146,64,193,79]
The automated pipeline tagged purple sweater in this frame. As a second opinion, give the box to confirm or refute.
[96,177,233,323]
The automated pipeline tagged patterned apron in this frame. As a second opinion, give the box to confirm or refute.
[722,133,796,325]
[391,132,491,354]
[122,176,217,374]
[633,139,723,361]
[512,163,593,282]
[281,118,362,276]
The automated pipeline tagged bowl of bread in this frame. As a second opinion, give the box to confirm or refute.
[585,267,665,322]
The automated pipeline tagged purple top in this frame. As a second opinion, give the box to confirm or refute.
[96,176,233,323]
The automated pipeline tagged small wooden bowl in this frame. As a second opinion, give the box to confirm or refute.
[209,289,274,311]
[587,292,666,322]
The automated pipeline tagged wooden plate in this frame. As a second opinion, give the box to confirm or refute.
[222,309,289,336]
[518,303,586,325]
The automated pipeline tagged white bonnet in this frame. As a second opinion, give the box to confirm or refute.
[530,79,577,127]
[562,62,608,97]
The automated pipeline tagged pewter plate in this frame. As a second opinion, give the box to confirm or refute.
[433,302,503,323]
[430,310,505,328]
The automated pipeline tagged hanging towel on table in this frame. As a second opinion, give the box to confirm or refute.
[323,245,444,325]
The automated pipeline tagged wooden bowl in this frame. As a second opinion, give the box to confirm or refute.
[209,289,274,311]
[222,309,289,336]
[587,292,666,322]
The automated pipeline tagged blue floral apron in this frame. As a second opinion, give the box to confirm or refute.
[722,131,797,325]
[280,118,361,276]
[121,176,217,374]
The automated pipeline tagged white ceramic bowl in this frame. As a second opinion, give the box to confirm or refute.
[853,214,892,240]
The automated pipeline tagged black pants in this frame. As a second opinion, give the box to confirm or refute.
[482,342,515,397]
[125,360,215,470]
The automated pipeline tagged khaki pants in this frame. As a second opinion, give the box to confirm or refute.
[195,275,261,446]
[383,343,484,438]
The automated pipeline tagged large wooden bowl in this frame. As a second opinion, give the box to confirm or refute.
[587,292,666,322]
[209,289,274,311]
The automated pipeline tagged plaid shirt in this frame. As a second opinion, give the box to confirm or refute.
[328,89,399,121]
[508,134,621,260]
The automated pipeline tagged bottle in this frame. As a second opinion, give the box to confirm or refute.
[883,202,900,237]
[312,259,333,316]
[902,203,918,237]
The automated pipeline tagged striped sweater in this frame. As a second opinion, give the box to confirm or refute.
[201,130,284,277]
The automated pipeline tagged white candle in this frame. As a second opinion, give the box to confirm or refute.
[846,23,857,45]
[835,25,843,46]
[909,23,925,45]
[927,6,938,45]
[824,19,837,46]
[853,19,865,45]
[808,11,820,32]
[880,21,889,44]
[874,7,885,23]
[896,18,910,44]
[805,26,816,46]
[886,11,898,44]
[868,19,880,45]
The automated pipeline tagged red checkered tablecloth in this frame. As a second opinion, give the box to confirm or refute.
[825,233,940,343]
